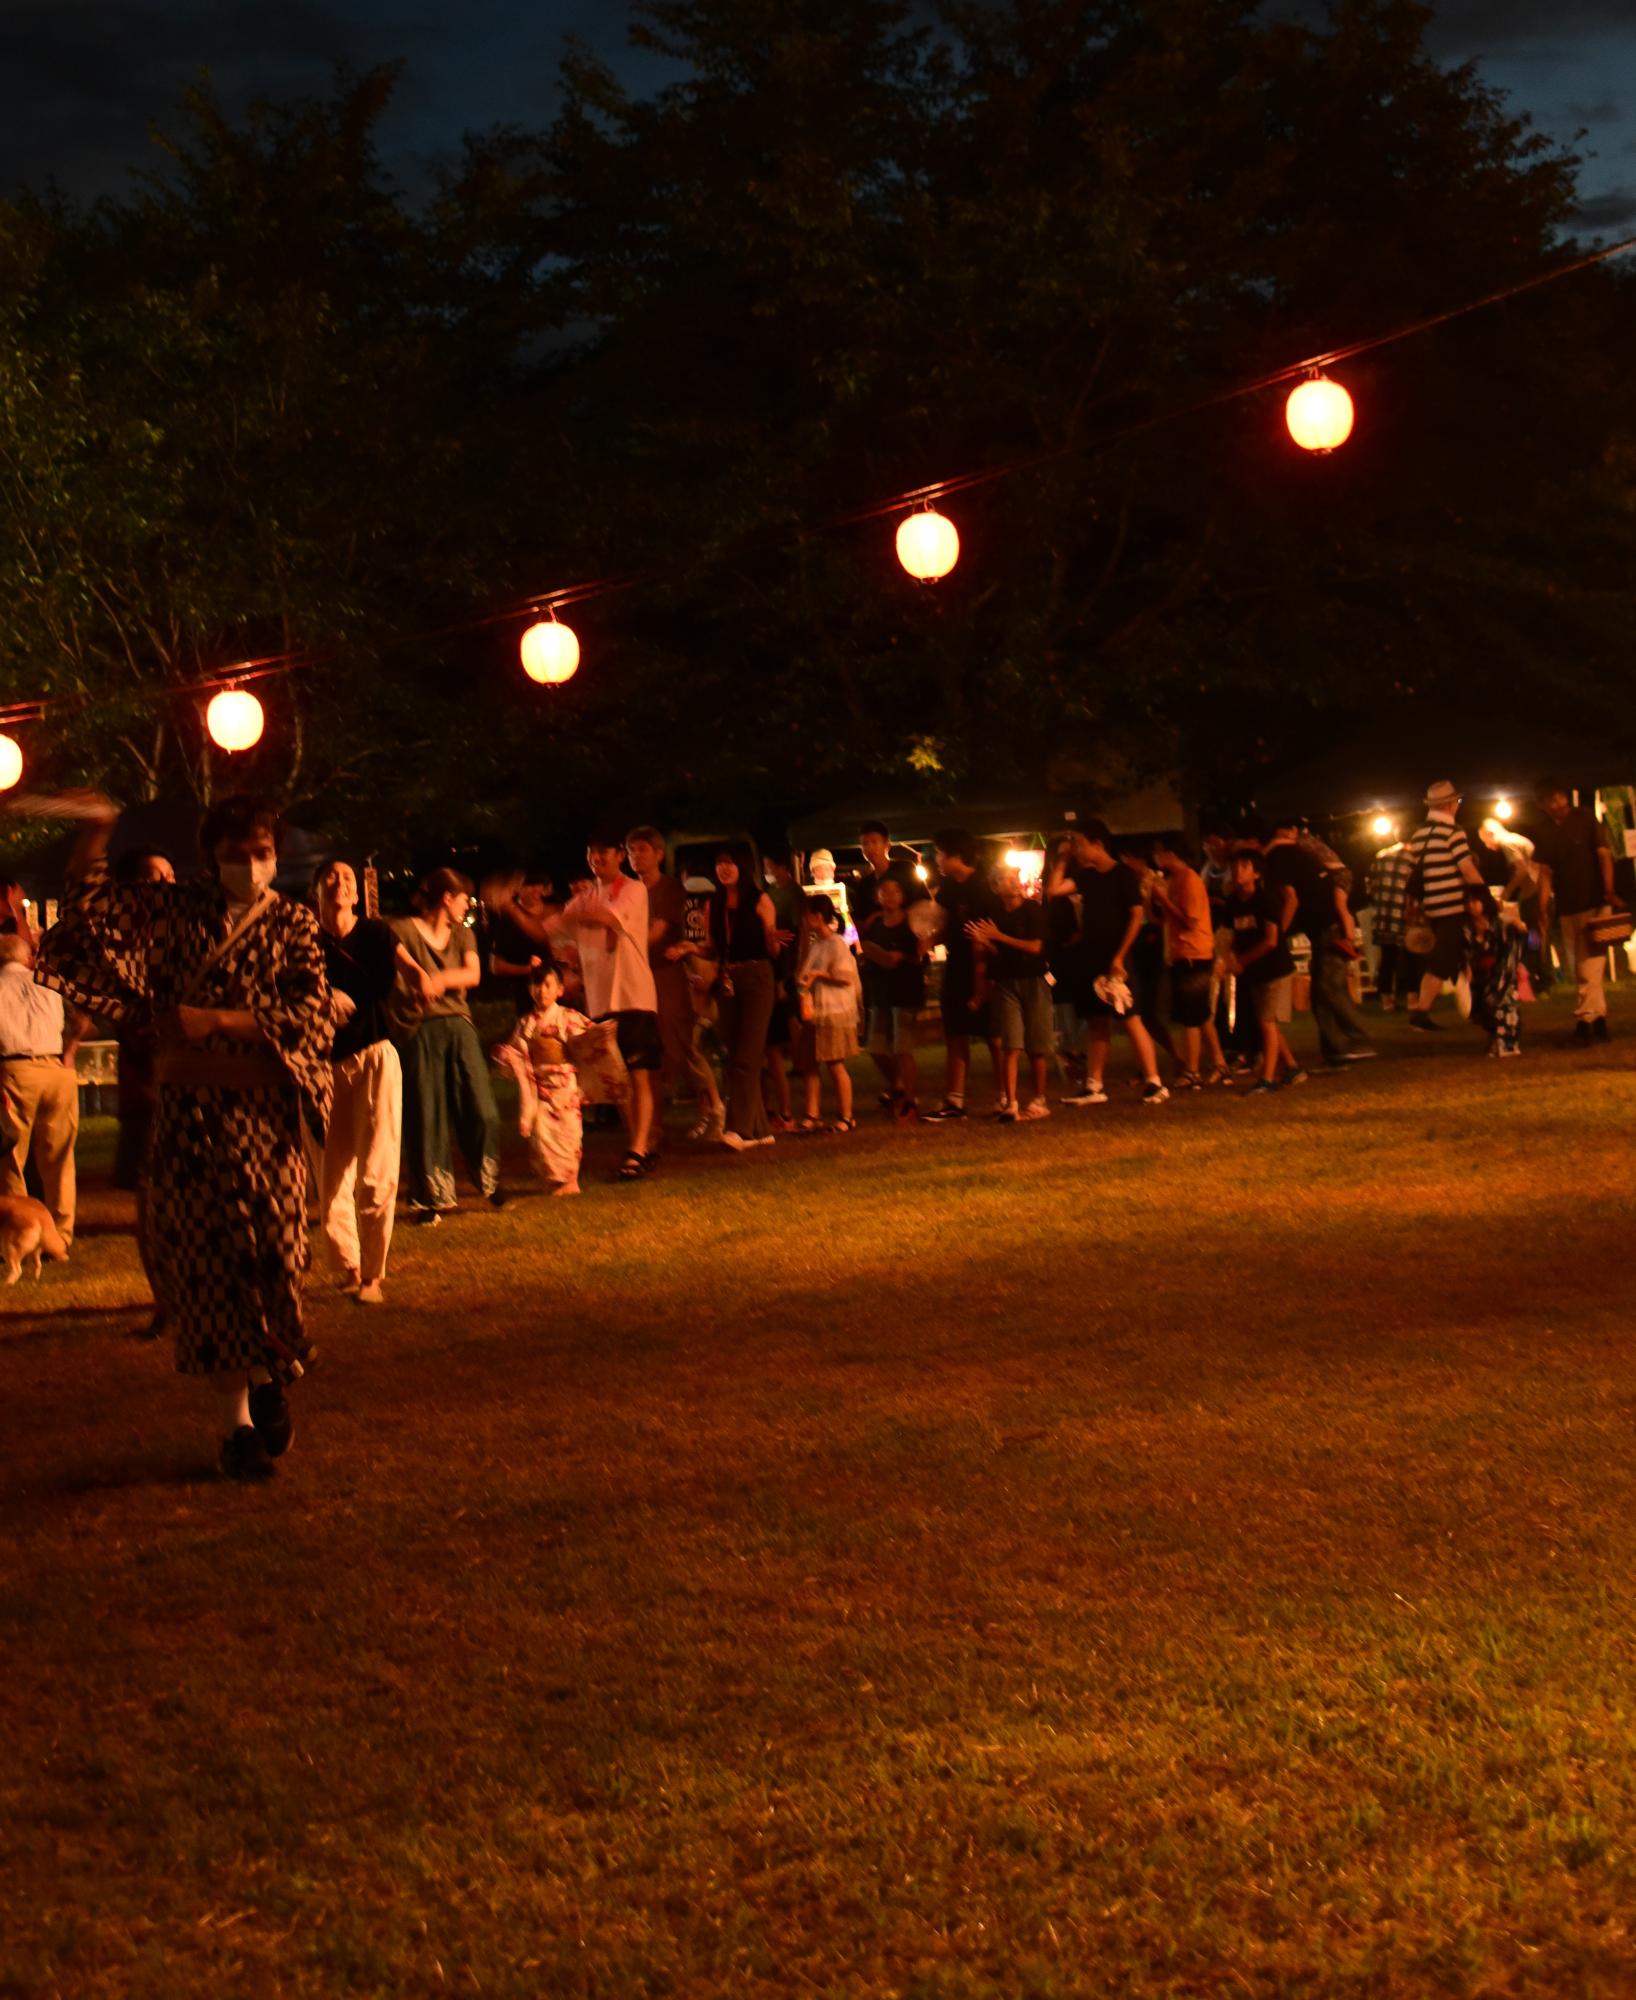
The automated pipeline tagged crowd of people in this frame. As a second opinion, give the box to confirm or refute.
[0,777,1624,1478]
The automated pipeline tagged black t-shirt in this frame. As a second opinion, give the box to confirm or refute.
[936,870,1000,985]
[854,863,926,1002]
[850,857,928,930]
[1075,863,1144,976]
[322,918,400,1061]
[1262,842,1331,941]
[991,898,1047,981]
[1224,885,1292,983]
[861,912,925,1007]
[486,910,541,1016]
[1531,806,1610,917]
[1044,880,1083,986]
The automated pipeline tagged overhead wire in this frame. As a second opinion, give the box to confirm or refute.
[3,227,1635,742]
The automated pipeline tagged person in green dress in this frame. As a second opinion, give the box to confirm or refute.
[391,868,504,1223]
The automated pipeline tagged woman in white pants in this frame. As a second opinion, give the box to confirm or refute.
[314,862,429,1305]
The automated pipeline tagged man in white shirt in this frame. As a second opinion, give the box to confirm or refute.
[548,835,662,1176]
[0,934,83,1247]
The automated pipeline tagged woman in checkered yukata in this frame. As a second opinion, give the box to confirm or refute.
[37,794,333,1482]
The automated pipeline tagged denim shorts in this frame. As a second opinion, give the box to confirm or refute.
[994,978,1054,1055]
[866,1005,920,1056]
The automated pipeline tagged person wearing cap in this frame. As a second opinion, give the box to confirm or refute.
[1532,782,1618,1046]
[1402,782,1485,1030]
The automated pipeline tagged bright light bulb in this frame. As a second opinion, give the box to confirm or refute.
[0,734,21,791]
[1005,848,1045,882]
[1496,798,1513,821]
[895,509,959,582]
[914,863,929,882]
[520,618,580,685]
[1286,375,1355,454]
[207,689,264,753]
[1371,813,1393,839]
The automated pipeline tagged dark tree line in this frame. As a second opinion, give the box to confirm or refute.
[3,0,1634,856]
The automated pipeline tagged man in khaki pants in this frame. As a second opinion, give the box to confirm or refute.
[0,933,81,1248]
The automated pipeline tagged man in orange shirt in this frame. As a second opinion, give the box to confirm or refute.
[1152,833,1230,1088]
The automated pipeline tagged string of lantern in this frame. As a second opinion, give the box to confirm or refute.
[2,227,1634,797]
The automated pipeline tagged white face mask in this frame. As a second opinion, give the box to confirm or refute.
[219,856,276,903]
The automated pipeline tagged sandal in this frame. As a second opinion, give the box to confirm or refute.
[832,1118,857,1134]
[796,1117,826,1134]
[688,1115,724,1142]
[617,1151,647,1180]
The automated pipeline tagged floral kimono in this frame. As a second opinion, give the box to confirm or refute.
[1463,910,1522,1055]
[36,864,332,1381]
[492,1000,596,1189]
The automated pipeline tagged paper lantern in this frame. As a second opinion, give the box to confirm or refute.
[895,509,959,582]
[207,688,264,753]
[1495,798,1513,821]
[520,617,580,685]
[0,734,20,791]
[1286,375,1354,454]
[1371,813,1394,839]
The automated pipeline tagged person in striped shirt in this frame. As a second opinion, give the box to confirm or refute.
[1404,780,1485,1031]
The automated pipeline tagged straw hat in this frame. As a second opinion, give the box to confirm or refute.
[1424,779,1460,807]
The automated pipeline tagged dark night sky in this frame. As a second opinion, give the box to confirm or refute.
[1,1,1632,232]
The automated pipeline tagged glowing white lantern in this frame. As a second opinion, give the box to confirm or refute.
[895,509,959,582]
[1286,375,1354,454]
[0,734,21,791]
[207,689,264,753]
[1496,798,1513,821]
[1371,813,1394,839]
[520,617,580,685]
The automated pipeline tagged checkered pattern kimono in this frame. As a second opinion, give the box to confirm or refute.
[36,864,332,1381]
[1366,843,1415,945]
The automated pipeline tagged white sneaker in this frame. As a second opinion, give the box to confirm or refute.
[1140,1080,1170,1106]
[720,1131,749,1151]
[1063,1084,1108,1106]
[1020,1098,1051,1120]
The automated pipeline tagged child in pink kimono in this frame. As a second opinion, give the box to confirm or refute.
[492,963,595,1196]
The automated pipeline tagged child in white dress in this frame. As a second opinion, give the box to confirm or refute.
[492,963,595,1196]
[794,895,861,1132]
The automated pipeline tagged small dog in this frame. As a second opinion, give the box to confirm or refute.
[0,1195,68,1283]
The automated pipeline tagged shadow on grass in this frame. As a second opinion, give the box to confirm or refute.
[16,1453,218,1500]
[0,1303,154,1344]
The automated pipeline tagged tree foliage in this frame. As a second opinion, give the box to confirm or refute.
[2,2,1634,846]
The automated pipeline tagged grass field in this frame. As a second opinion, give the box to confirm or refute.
[7,990,1636,1997]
